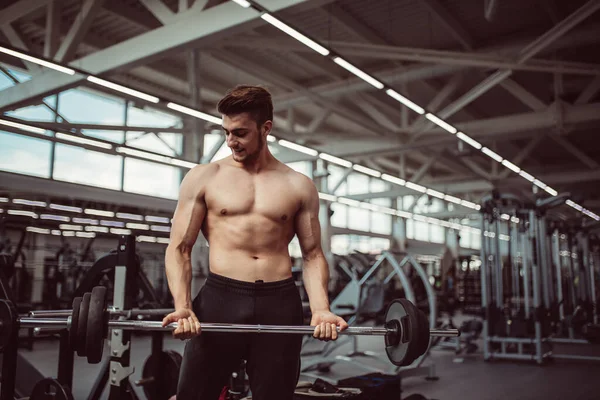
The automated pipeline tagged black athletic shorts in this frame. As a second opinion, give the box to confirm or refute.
[177,272,304,400]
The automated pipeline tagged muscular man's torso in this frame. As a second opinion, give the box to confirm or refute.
[198,159,305,282]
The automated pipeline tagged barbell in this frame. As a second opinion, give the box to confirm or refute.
[1,286,459,366]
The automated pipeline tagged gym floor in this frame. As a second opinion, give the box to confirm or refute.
[15,326,600,400]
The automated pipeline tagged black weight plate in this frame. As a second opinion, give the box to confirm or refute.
[86,286,108,364]
[384,299,417,367]
[417,306,430,359]
[141,351,182,400]
[399,299,421,366]
[69,297,82,351]
[77,293,91,357]
[0,299,16,352]
[30,378,74,400]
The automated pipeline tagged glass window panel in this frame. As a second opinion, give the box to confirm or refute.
[403,195,415,211]
[429,198,444,213]
[330,203,347,228]
[126,132,179,156]
[412,196,429,214]
[414,221,429,241]
[127,104,181,128]
[346,173,369,195]
[372,197,392,207]
[348,207,370,231]
[124,158,180,199]
[288,237,301,258]
[430,225,445,243]
[371,212,392,235]
[0,71,13,90]
[0,131,51,178]
[471,232,481,250]
[369,177,389,192]
[6,104,56,124]
[53,144,122,190]
[287,161,311,178]
[406,219,415,239]
[459,228,471,248]
[59,88,125,125]
[370,238,390,253]
[327,165,348,195]
[331,235,350,255]
[6,68,31,83]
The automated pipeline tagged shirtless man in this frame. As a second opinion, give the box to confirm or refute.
[161,85,348,399]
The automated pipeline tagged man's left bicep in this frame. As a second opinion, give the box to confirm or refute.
[295,185,323,260]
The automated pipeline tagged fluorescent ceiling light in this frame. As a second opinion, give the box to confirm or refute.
[352,164,381,177]
[151,225,171,232]
[501,159,521,173]
[50,204,82,213]
[51,230,61,236]
[0,118,46,135]
[62,231,75,237]
[385,89,425,114]
[0,45,76,75]
[337,197,361,207]
[116,212,143,221]
[7,210,37,218]
[318,193,337,202]
[72,218,98,225]
[396,210,412,219]
[261,13,330,56]
[56,132,112,150]
[85,209,114,217]
[333,57,384,89]
[566,200,583,211]
[319,153,352,168]
[267,136,276,142]
[76,231,96,238]
[278,140,318,156]
[481,147,503,163]
[110,228,132,235]
[544,187,558,196]
[26,227,50,234]
[413,214,427,222]
[0,197,7,202]
[426,189,445,199]
[138,235,158,243]
[461,200,480,209]
[405,181,426,193]
[381,174,406,186]
[59,224,83,231]
[499,234,511,241]
[444,195,462,204]
[156,237,170,244]
[533,179,547,190]
[425,113,457,134]
[231,0,252,7]
[511,216,520,223]
[145,215,170,224]
[13,199,46,207]
[500,214,510,220]
[101,220,124,227]
[126,223,150,230]
[166,102,222,125]
[87,76,159,103]
[456,132,482,150]
[519,170,535,182]
[85,226,109,233]
[171,159,197,169]
[40,214,70,222]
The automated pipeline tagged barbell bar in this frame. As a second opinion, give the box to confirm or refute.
[2,286,459,367]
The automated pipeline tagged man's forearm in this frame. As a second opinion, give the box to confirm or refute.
[165,245,193,310]
[302,254,331,313]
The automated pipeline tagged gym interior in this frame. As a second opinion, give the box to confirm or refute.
[1,0,600,399]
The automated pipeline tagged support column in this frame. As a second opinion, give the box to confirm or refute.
[183,49,205,165]
[314,160,335,289]
[30,233,45,303]
[391,198,407,252]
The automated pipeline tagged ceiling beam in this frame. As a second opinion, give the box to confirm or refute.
[0,0,310,111]
[418,0,475,50]
[1,23,41,74]
[44,0,61,59]
[575,75,600,104]
[0,0,46,26]
[139,0,176,25]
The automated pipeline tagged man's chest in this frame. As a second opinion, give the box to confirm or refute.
[204,173,301,220]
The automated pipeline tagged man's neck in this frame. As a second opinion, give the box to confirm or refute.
[238,150,276,173]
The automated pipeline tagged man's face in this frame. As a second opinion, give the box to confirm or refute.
[222,112,268,163]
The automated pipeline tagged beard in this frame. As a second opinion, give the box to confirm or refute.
[232,134,265,163]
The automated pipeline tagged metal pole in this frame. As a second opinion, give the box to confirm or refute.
[522,226,531,320]
[480,215,490,360]
[494,219,503,308]
[529,211,543,364]
[537,216,551,309]
[21,318,460,338]
[553,230,565,321]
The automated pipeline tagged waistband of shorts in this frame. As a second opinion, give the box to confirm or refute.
[205,272,297,295]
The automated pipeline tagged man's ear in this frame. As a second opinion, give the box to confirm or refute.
[262,120,273,136]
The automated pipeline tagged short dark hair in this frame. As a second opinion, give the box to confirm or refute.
[217,85,273,128]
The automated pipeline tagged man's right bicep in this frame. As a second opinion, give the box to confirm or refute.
[169,172,207,253]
